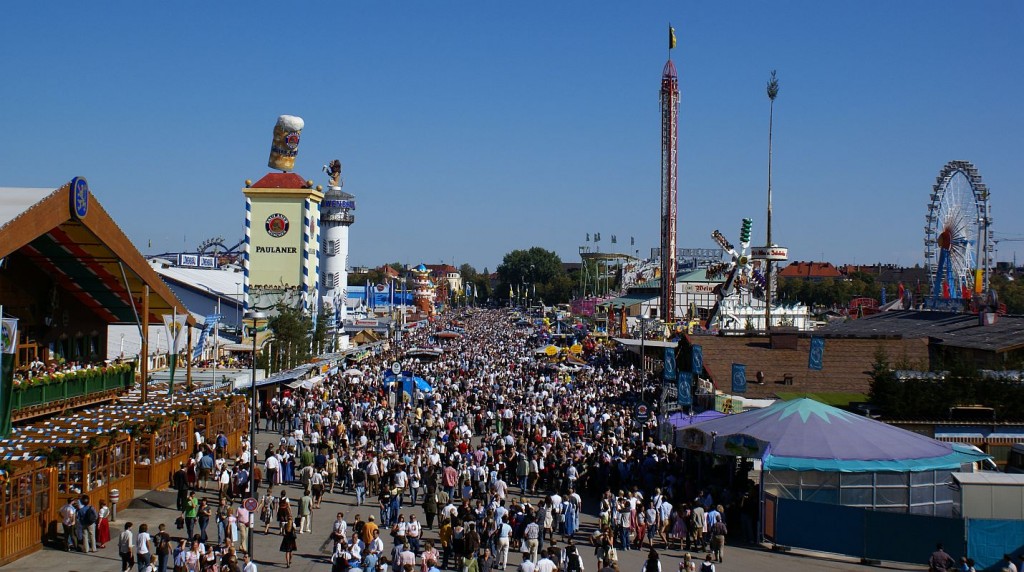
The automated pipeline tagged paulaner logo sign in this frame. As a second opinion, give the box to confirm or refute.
[265,213,290,238]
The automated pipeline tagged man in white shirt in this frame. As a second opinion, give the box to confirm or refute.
[496,515,513,569]
[243,553,258,572]
[535,549,558,572]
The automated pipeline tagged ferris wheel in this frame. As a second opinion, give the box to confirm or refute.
[924,160,993,302]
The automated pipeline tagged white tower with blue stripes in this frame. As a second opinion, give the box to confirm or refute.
[319,178,355,330]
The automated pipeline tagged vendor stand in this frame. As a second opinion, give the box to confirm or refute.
[0,456,54,565]
[190,393,249,458]
[4,422,134,512]
[64,404,192,492]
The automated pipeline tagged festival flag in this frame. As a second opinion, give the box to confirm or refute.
[677,371,692,406]
[669,25,677,49]
[0,315,18,438]
[731,363,747,394]
[663,347,677,382]
[808,336,825,371]
[163,312,187,396]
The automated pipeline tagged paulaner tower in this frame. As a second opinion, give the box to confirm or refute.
[660,44,680,321]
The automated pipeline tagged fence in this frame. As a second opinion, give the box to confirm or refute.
[765,494,966,565]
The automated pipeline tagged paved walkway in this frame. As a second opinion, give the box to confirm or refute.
[9,429,929,572]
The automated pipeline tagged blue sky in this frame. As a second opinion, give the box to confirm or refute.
[2,1,1022,271]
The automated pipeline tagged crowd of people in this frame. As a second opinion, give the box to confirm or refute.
[241,307,749,572]
[74,306,751,572]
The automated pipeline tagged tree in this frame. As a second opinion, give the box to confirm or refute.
[459,263,479,282]
[268,302,312,371]
[496,247,569,304]
[311,308,330,355]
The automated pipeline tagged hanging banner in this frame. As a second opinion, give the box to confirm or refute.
[663,347,677,381]
[0,317,18,438]
[808,336,825,371]
[731,363,747,394]
[162,313,188,353]
[677,371,692,406]
[163,313,187,396]
[192,314,220,360]
[0,318,18,354]
[691,344,703,374]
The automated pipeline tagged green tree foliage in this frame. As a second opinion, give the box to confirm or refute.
[777,277,882,309]
[349,269,388,286]
[496,247,570,304]
[312,309,329,356]
[268,302,312,372]
[991,274,1024,314]
[869,347,1024,420]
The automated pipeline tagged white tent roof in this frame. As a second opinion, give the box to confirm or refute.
[0,187,58,229]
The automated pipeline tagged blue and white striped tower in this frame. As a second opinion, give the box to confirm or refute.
[319,173,355,332]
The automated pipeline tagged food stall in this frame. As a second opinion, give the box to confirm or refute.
[0,456,55,565]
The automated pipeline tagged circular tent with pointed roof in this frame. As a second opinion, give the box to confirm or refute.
[676,398,989,515]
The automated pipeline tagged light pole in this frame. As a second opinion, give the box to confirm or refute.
[244,309,266,560]
[639,316,647,377]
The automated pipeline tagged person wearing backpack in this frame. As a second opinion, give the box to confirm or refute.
[699,554,716,572]
[154,523,171,572]
[78,494,99,553]
[565,544,584,572]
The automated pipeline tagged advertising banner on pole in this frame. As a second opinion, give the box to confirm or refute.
[691,344,703,374]
[731,363,747,394]
[663,348,677,381]
[809,336,825,371]
[677,371,692,406]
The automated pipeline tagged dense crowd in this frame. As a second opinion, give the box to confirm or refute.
[247,308,753,572]
[103,307,753,572]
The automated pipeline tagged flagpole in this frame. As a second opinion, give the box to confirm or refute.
[168,306,176,399]
[213,298,220,390]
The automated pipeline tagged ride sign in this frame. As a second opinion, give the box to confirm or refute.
[391,361,402,375]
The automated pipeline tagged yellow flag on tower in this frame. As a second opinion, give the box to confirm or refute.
[669,25,677,49]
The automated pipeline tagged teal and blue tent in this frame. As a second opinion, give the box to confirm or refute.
[676,398,989,472]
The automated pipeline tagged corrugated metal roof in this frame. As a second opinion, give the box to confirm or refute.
[822,310,1024,353]
[150,259,246,300]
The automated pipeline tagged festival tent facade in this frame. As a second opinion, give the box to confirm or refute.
[676,398,989,516]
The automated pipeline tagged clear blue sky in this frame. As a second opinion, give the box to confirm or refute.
[3,1,1022,272]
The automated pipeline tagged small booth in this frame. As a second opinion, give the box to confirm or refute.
[0,456,55,565]
[64,404,193,492]
[132,416,193,490]
[191,393,249,458]
[4,423,135,512]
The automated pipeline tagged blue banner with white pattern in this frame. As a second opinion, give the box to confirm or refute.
[677,371,692,406]
[691,344,703,374]
[663,348,677,381]
[809,336,825,371]
[731,363,747,394]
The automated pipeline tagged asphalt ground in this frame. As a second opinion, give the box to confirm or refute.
[11,428,929,572]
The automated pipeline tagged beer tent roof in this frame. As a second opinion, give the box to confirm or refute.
[676,398,989,472]
[0,181,193,325]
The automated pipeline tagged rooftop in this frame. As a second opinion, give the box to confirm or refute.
[822,310,1024,353]
[684,334,929,399]
[249,172,309,189]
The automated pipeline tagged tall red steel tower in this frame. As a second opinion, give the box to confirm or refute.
[660,59,680,322]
